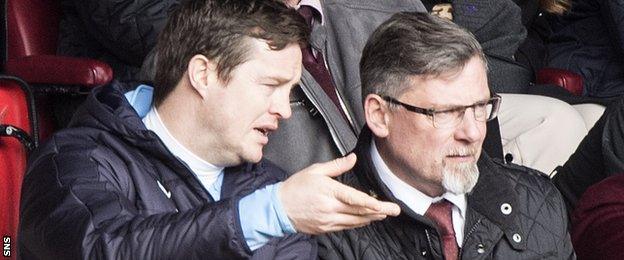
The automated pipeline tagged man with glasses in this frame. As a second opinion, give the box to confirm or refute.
[317,13,573,259]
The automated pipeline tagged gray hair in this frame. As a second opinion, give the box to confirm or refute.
[360,12,486,102]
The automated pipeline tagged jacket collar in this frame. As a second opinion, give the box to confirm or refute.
[352,125,526,250]
[72,81,262,202]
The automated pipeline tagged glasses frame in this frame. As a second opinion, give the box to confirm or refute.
[381,94,502,128]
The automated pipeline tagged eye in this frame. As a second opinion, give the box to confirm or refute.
[434,109,460,121]
[473,101,491,117]
[262,83,279,88]
[474,100,488,107]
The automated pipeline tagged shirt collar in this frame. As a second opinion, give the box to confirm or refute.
[142,106,224,175]
[297,0,324,25]
[370,139,467,218]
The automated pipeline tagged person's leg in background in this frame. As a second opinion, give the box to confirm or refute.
[497,93,588,174]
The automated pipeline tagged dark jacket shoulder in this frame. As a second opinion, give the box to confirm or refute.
[20,82,314,259]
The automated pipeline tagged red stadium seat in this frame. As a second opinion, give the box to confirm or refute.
[0,76,36,259]
[536,67,584,96]
[4,0,113,140]
[0,0,113,254]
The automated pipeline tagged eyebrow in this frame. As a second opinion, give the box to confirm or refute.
[258,75,294,85]
[428,96,492,110]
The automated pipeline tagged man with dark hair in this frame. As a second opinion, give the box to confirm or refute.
[224,0,429,175]
[318,12,574,259]
[18,0,399,259]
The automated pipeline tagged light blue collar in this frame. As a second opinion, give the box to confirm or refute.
[124,84,154,118]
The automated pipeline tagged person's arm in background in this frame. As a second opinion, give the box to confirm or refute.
[552,97,624,212]
[601,0,624,58]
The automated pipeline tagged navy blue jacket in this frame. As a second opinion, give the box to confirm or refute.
[547,0,624,98]
[19,82,316,259]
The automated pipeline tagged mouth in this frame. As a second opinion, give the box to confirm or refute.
[447,153,473,158]
[446,154,474,161]
[445,148,476,162]
[253,125,277,138]
[254,127,270,137]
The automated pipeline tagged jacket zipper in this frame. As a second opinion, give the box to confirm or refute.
[152,132,217,203]
[459,218,483,258]
[298,80,349,154]
[322,44,357,132]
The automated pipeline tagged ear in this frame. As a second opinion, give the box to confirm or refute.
[364,94,390,138]
[187,54,219,99]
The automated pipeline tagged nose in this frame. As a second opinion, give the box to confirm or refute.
[454,107,485,143]
[269,88,292,119]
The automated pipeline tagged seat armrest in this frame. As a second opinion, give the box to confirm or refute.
[4,55,113,88]
[536,68,583,96]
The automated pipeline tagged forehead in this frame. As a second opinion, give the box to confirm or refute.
[240,38,302,82]
[401,56,489,107]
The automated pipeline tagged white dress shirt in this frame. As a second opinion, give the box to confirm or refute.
[370,140,467,246]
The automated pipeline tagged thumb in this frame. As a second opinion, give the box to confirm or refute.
[315,153,357,177]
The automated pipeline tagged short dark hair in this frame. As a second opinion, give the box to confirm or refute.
[360,12,485,102]
[153,0,308,106]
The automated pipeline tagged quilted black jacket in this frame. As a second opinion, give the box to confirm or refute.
[18,82,316,259]
[318,127,575,259]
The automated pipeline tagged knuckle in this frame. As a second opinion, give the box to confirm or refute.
[305,163,320,174]
[318,216,332,227]
[320,202,334,213]
[332,158,342,169]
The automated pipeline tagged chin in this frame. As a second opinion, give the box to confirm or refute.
[242,150,263,164]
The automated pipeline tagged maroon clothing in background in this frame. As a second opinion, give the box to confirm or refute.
[572,174,624,260]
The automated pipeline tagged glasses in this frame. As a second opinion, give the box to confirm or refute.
[381,94,501,128]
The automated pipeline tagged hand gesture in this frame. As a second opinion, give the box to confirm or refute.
[279,154,400,234]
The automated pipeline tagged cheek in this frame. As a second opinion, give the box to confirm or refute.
[427,131,458,164]
[424,131,449,151]
[229,94,269,122]
[478,124,487,141]
[395,130,434,163]
[390,117,435,155]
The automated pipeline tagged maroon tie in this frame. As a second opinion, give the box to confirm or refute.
[297,6,348,119]
[425,200,459,260]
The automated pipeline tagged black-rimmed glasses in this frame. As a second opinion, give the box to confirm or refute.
[381,95,501,128]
